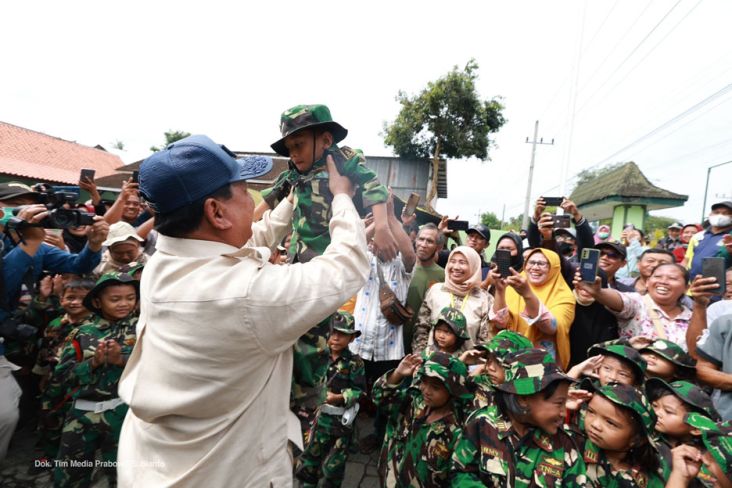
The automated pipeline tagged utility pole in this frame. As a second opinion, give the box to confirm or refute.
[521,121,555,230]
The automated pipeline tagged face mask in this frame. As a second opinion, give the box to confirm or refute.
[709,214,732,228]
[598,232,610,239]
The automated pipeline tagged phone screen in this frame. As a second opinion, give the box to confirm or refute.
[542,196,564,207]
[80,168,95,183]
[702,257,726,295]
[403,193,420,217]
[495,249,512,278]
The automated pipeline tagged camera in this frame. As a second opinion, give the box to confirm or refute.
[33,185,96,229]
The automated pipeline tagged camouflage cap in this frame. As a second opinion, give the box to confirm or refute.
[684,412,732,478]
[433,307,470,341]
[329,311,360,338]
[582,380,656,437]
[270,104,348,157]
[415,351,471,400]
[640,339,696,371]
[645,378,720,421]
[495,348,576,395]
[479,330,534,363]
[82,272,139,315]
[588,343,648,382]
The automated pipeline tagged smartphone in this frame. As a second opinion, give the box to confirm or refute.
[448,219,470,232]
[45,228,64,237]
[80,168,95,183]
[702,257,727,296]
[495,249,512,278]
[403,192,420,217]
[131,170,140,183]
[579,248,600,282]
[552,214,571,229]
[542,196,564,207]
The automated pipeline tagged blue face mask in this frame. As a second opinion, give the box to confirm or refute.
[0,208,16,227]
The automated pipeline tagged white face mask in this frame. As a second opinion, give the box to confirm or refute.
[709,214,732,228]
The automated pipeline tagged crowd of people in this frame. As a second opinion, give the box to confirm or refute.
[0,103,731,488]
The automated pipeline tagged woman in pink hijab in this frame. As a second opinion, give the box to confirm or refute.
[594,224,612,244]
[411,246,494,354]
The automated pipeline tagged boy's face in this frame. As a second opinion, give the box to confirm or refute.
[327,330,354,354]
[584,394,636,452]
[93,284,137,321]
[641,351,676,380]
[433,323,458,353]
[522,381,570,435]
[419,376,450,409]
[283,129,333,173]
[484,354,505,385]
[651,393,692,438]
[598,355,637,386]
[61,287,90,318]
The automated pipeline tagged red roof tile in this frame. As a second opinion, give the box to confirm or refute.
[0,122,124,185]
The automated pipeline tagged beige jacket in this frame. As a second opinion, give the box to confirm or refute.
[117,195,369,487]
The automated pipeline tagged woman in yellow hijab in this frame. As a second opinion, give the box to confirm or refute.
[488,248,576,369]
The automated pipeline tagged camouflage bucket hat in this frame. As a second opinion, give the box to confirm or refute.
[645,378,720,421]
[329,311,360,338]
[495,348,576,395]
[582,379,655,437]
[685,412,732,478]
[270,104,348,157]
[82,272,139,315]
[433,307,469,341]
[479,330,534,363]
[640,339,696,371]
[588,343,647,382]
[415,351,471,400]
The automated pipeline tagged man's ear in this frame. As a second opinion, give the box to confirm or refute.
[203,197,232,231]
[92,297,102,310]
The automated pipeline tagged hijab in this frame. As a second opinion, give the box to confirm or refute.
[491,233,524,272]
[443,246,482,296]
[504,248,576,369]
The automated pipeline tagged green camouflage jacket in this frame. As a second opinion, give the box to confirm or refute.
[450,404,588,487]
[324,347,365,409]
[468,374,496,414]
[53,313,137,402]
[34,313,94,377]
[261,145,387,263]
[583,439,665,488]
[372,374,463,487]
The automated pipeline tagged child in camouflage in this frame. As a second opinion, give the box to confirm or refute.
[372,351,470,487]
[429,307,469,356]
[295,312,365,488]
[638,338,697,382]
[261,104,393,429]
[568,340,648,387]
[53,272,138,487]
[667,413,732,487]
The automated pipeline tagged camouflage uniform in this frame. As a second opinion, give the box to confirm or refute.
[296,313,366,488]
[265,104,388,422]
[469,330,534,413]
[639,338,697,381]
[588,340,648,384]
[580,382,667,487]
[373,351,471,487]
[451,348,588,487]
[684,413,732,488]
[53,273,138,488]
[428,307,470,356]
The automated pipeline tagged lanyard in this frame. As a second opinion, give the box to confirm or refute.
[449,293,469,313]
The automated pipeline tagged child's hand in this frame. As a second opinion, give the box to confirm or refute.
[391,353,423,382]
[325,155,354,197]
[669,444,702,482]
[567,355,602,380]
[104,340,125,367]
[39,276,54,299]
[566,388,592,411]
[52,274,64,297]
[459,349,485,366]
[325,391,343,405]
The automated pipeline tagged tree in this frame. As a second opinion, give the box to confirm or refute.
[503,214,525,232]
[480,211,502,229]
[150,130,192,152]
[383,59,506,209]
[111,140,125,151]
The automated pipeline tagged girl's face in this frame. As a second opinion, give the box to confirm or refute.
[522,381,570,435]
[584,395,637,453]
[94,284,137,321]
[433,323,458,352]
[651,394,692,438]
[447,252,470,285]
[484,354,505,385]
[641,351,677,380]
[419,376,451,409]
[525,252,550,286]
[647,265,687,305]
[598,355,637,386]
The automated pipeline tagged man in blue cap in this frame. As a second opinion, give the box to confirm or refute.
[116,135,370,487]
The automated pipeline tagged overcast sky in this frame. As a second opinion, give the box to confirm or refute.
[3,0,731,226]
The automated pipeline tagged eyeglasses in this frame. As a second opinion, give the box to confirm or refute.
[600,251,622,260]
[525,260,549,269]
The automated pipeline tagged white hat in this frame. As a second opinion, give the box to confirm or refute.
[102,221,144,247]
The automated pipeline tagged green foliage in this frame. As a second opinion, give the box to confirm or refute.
[502,214,526,231]
[150,130,192,152]
[480,211,502,229]
[573,162,623,191]
[645,215,678,244]
[383,59,506,161]
[111,140,125,151]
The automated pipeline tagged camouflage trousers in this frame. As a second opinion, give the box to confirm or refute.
[291,316,331,437]
[36,404,70,459]
[296,410,354,488]
[53,402,127,488]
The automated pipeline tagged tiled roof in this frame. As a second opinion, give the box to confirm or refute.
[0,122,124,185]
[570,161,687,206]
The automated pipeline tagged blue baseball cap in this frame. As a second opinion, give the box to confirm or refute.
[139,135,273,214]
